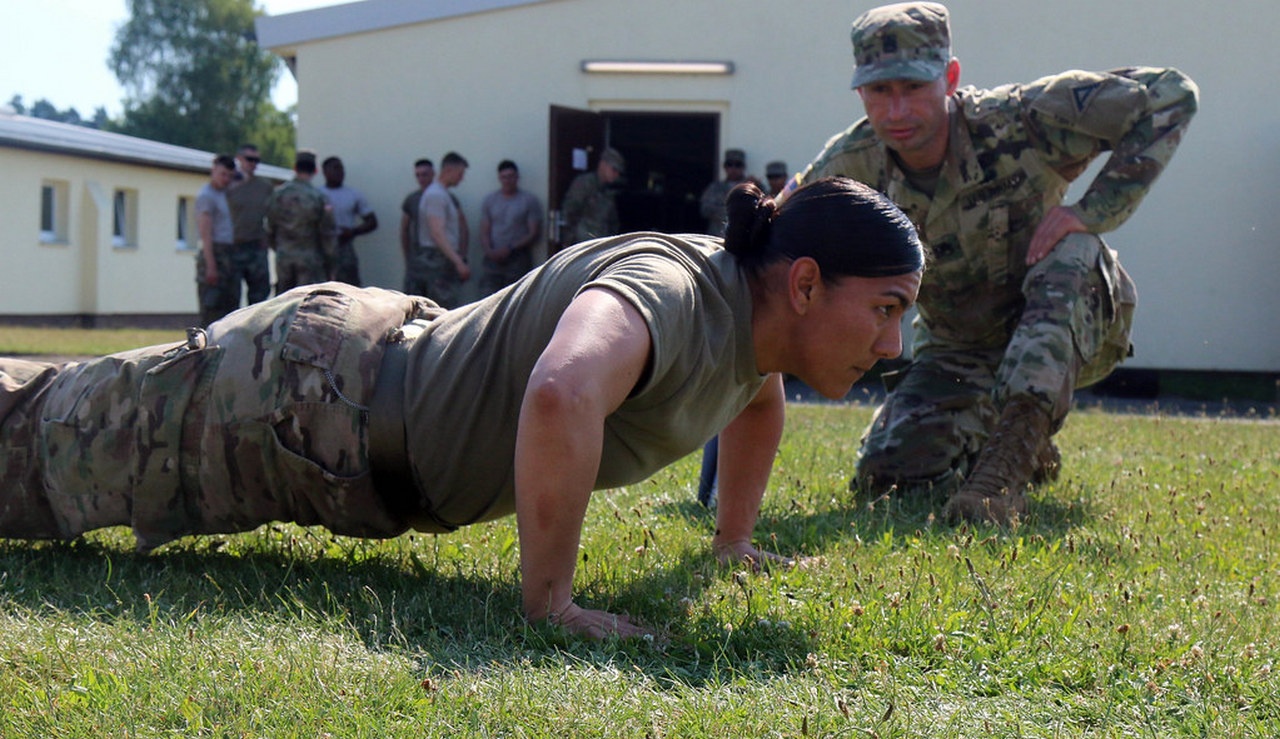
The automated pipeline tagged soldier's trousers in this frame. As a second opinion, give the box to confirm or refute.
[854,233,1136,496]
[332,237,362,286]
[478,250,533,298]
[0,283,435,551]
[275,248,328,295]
[196,241,272,326]
[406,247,466,309]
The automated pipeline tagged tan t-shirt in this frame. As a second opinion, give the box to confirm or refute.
[401,231,765,527]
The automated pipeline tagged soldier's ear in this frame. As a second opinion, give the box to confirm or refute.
[945,59,961,95]
[788,257,821,315]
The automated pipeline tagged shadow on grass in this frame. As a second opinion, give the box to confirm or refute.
[657,475,1100,561]
[0,524,819,688]
[0,478,1101,689]
[0,530,517,645]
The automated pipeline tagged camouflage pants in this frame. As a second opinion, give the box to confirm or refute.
[854,233,1136,497]
[195,241,271,326]
[0,283,437,551]
[478,250,533,298]
[405,247,467,309]
[275,245,328,295]
[331,237,362,286]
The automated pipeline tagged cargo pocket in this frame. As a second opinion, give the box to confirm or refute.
[1077,246,1137,389]
[224,402,404,538]
[40,414,135,536]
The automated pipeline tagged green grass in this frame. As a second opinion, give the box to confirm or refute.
[2,404,1278,737]
[0,326,186,357]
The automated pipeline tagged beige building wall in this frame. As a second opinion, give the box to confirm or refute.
[0,147,204,318]
[268,0,1279,373]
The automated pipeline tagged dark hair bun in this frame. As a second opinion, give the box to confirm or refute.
[723,182,777,261]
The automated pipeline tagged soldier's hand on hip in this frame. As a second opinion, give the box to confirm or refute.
[1027,206,1088,265]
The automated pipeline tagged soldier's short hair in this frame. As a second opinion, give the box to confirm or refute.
[295,149,317,174]
[213,154,236,170]
[442,151,469,169]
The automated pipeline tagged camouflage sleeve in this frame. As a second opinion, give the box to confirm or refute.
[561,175,588,224]
[263,189,279,246]
[318,198,338,266]
[1026,67,1200,233]
[794,120,885,191]
[699,182,720,220]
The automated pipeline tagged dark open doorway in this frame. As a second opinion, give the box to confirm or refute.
[548,107,719,251]
[605,111,718,235]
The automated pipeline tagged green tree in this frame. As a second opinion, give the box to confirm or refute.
[109,0,294,165]
[6,94,107,129]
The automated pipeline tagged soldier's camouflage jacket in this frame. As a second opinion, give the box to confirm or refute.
[797,66,1199,353]
[265,178,337,267]
[560,172,620,246]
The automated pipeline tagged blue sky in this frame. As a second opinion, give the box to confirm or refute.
[0,0,346,117]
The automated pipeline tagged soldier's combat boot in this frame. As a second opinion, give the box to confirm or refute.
[1032,439,1061,485]
[944,397,1052,525]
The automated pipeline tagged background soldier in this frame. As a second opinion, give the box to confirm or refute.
[764,161,789,197]
[224,143,274,306]
[194,154,237,326]
[265,150,336,294]
[561,147,625,245]
[417,151,471,308]
[478,159,542,297]
[321,156,378,286]
[699,148,752,236]
[400,158,435,296]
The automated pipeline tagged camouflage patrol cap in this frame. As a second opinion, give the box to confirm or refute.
[850,2,951,89]
[600,147,626,174]
[765,161,788,178]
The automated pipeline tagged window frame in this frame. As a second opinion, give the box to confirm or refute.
[39,179,70,244]
[111,187,139,248]
[175,195,195,251]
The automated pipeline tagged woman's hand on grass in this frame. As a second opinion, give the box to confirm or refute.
[713,538,794,571]
[548,601,654,640]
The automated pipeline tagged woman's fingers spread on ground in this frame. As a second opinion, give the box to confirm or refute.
[553,604,656,640]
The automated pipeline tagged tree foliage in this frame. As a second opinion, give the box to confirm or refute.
[6,94,110,129]
[109,0,294,165]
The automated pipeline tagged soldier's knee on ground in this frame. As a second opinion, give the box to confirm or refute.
[850,458,962,503]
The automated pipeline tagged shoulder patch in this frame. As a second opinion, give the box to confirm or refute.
[1072,82,1102,113]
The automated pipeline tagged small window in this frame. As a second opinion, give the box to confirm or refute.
[176,196,194,250]
[39,180,70,243]
[112,188,138,248]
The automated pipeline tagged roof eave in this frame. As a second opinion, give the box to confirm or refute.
[255,0,552,51]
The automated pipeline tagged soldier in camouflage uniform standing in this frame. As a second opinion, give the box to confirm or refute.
[699,148,751,237]
[560,147,625,246]
[786,2,1198,523]
[265,150,336,294]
